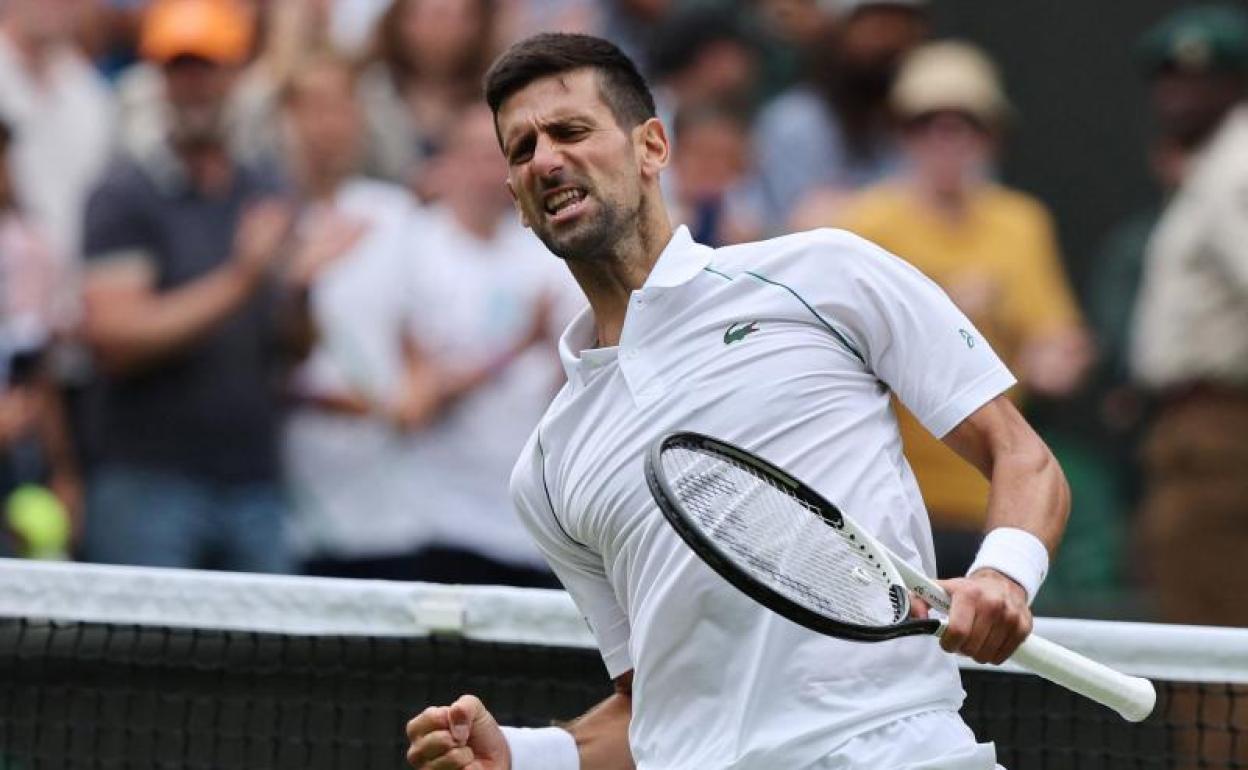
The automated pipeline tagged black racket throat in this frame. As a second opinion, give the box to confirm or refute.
[645,432,941,643]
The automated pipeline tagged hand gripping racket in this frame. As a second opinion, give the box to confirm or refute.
[644,432,1156,722]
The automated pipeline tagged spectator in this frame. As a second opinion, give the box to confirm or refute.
[275,54,429,577]
[390,104,580,587]
[649,9,760,121]
[357,0,498,194]
[1076,17,1232,600]
[230,0,338,169]
[599,0,675,75]
[750,0,840,100]
[79,0,329,573]
[1129,4,1248,630]
[1080,134,1187,600]
[754,0,926,232]
[667,103,764,246]
[0,0,115,260]
[835,41,1092,578]
[1088,137,1186,448]
[0,117,82,560]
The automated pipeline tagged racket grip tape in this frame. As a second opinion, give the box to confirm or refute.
[1009,633,1157,722]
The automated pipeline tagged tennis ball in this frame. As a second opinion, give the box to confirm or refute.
[6,484,70,560]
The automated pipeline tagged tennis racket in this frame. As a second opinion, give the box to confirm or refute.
[644,431,1156,723]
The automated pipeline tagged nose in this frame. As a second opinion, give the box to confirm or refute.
[531,133,564,180]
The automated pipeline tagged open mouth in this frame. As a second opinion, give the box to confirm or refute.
[542,187,588,222]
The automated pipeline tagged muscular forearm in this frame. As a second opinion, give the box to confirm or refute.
[981,435,1069,556]
[85,262,259,376]
[944,396,1070,555]
[936,397,1065,660]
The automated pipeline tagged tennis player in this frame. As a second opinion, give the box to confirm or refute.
[406,33,1068,770]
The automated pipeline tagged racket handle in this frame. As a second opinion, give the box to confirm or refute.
[886,547,1156,721]
[1009,633,1156,722]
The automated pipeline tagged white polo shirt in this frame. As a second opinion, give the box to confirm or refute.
[510,226,1015,769]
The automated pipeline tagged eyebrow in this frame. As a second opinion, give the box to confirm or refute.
[501,112,596,154]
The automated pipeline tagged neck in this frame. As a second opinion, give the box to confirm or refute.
[300,163,344,202]
[913,178,972,221]
[177,143,233,196]
[567,203,674,348]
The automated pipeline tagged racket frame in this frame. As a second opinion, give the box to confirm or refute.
[646,431,1157,723]
[645,431,941,642]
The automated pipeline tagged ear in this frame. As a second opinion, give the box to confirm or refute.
[635,117,671,181]
[505,177,530,229]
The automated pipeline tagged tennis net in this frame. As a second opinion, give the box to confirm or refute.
[1,559,1245,769]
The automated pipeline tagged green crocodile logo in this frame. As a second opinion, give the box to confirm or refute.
[724,321,760,345]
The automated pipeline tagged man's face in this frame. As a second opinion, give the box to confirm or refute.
[900,110,994,193]
[674,116,749,202]
[495,69,646,262]
[440,106,512,210]
[163,56,236,147]
[286,64,362,177]
[681,40,757,107]
[837,7,927,102]
[1151,69,1245,149]
[400,0,482,76]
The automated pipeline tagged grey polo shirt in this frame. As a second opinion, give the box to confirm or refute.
[82,144,285,483]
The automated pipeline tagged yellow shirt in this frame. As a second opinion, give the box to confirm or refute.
[838,182,1082,527]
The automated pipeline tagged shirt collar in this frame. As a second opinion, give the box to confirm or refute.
[557,225,713,381]
[642,225,713,289]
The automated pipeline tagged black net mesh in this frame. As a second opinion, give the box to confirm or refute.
[1,617,1244,770]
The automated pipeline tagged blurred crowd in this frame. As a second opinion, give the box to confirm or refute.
[0,0,1245,627]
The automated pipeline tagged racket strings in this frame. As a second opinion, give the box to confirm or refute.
[663,445,901,626]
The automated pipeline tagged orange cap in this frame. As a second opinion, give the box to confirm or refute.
[139,0,254,66]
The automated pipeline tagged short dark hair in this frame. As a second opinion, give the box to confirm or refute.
[483,33,657,130]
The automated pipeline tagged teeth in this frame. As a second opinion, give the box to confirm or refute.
[545,189,584,214]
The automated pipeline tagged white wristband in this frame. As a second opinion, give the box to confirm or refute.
[966,527,1049,605]
[500,726,579,770]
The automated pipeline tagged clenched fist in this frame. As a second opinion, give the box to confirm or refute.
[406,694,510,770]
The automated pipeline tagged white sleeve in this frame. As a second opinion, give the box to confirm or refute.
[809,230,1017,438]
[1205,169,1248,294]
[509,432,633,678]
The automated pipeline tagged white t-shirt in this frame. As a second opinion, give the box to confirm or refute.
[402,206,584,567]
[0,35,114,259]
[510,226,1015,768]
[283,179,424,559]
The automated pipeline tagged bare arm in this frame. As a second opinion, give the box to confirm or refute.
[925,394,1070,665]
[941,394,1069,555]
[564,672,634,769]
[83,259,260,376]
[81,201,292,377]
[405,672,634,769]
[390,296,555,430]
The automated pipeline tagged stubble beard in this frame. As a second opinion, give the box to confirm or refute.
[535,194,639,264]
